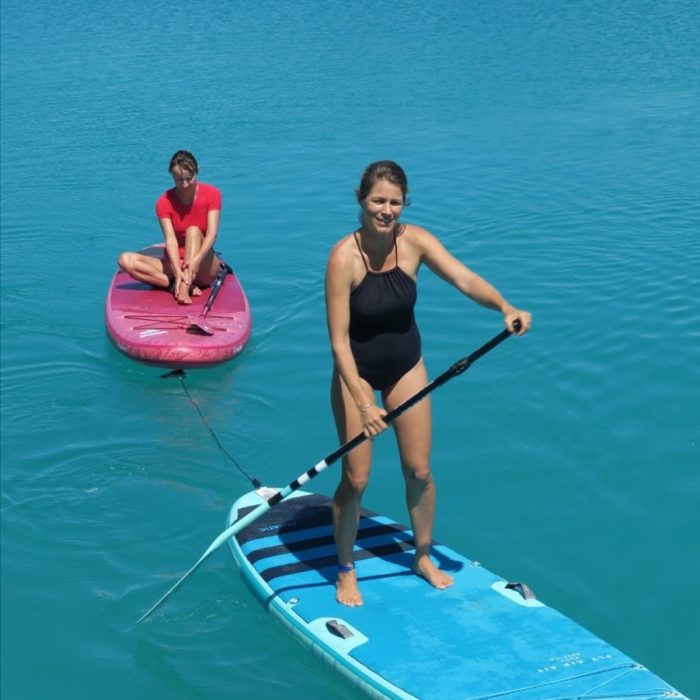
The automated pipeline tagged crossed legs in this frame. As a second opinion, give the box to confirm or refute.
[117,227,220,304]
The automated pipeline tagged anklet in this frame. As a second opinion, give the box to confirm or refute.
[338,563,355,573]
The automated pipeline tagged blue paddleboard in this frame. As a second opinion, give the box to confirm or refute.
[227,489,686,700]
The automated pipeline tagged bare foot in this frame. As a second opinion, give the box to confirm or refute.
[336,568,363,606]
[191,286,203,297]
[413,555,454,590]
[175,279,192,305]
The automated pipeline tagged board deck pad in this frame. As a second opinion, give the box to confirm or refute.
[105,245,251,368]
[228,490,685,700]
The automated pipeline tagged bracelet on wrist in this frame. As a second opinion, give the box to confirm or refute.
[358,403,373,413]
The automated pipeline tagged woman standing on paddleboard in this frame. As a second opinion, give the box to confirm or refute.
[326,160,532,606]
[118,150,222,304]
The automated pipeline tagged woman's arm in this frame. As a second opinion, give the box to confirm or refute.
[325,243,369,410]
[158,217,183,289]
[417,227,531,334]
[325,241,387,434]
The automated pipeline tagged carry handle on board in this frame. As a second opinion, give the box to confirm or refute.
[136,320,521,624]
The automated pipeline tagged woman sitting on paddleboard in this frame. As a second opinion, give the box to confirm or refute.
[118,150,222,305]
[326,160,532,607]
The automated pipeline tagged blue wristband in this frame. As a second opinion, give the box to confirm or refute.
[338,563,355,573]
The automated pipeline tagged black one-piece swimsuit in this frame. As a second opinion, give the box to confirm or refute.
[349,231,421,391]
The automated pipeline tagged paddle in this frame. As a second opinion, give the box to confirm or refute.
[186,261,232,336]
[136,321,520,624]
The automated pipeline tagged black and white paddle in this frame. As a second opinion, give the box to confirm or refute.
[136,321,521,624]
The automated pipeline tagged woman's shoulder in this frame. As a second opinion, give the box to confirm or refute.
[399,223,437,249]
[326,232,361,277]
[197,182,222,202]
[155,188,175,213]
[328,231,358,258]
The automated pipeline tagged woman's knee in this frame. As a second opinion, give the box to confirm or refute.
[339,467,370,495]
[402,462,432,484]
[184,226,204,242]
[118,252,134,272]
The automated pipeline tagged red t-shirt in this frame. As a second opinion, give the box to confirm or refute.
[155,182,222,245]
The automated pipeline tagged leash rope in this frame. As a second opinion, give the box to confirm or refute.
[162,369,261,489]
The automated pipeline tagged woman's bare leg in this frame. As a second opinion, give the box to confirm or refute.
[194,248,220,288]
[117,251,172,289]
[383,360,453,589]
[181,227,220,300]
[331,368,374,606]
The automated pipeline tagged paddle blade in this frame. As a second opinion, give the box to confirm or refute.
[136,551,212,625]
[186,322,214,336]
[183,261,230,335]
[136,498,272,624]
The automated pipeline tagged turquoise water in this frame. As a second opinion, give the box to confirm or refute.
[2,1,698,698]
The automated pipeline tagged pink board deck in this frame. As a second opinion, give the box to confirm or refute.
[105,245,252,369]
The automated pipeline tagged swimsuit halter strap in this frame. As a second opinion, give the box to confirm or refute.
[353,229,398,273]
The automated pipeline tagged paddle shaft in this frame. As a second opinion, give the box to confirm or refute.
[201,261,231,318]
[268,323,515,506]
[136,322,517,624]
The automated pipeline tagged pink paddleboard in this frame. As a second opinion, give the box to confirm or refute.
[105,245,252,369]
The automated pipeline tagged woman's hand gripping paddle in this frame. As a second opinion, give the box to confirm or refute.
[136,321,521,624]
[186,261,232,336]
